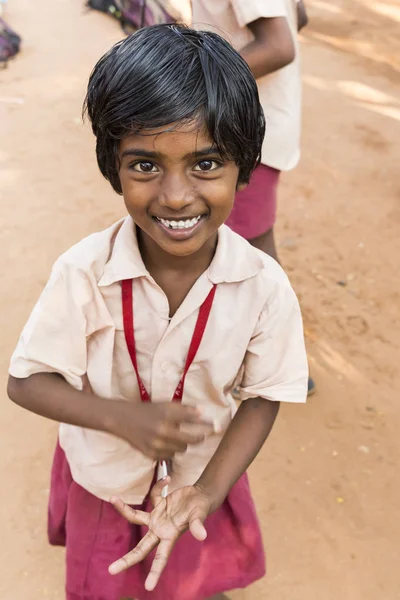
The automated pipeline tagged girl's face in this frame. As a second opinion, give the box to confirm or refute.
[118,121,245,259]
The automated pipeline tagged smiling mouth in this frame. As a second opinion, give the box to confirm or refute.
[154,215,205,230]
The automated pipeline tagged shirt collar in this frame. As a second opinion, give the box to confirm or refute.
[207,225,265,283]
[98,217,148,287]
[98,218,264,287]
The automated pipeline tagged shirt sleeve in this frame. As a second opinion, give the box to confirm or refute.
[239,280,308,403]
[230,0,288,28]
[9,258,92,390]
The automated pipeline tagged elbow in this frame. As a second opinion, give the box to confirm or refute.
[7,375,26,406]
[7,375,19,403]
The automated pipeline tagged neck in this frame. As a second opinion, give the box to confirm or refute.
[138,229,218,276]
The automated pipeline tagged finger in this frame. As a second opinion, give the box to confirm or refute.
[156,437,189,455]
[110,497,150,527]
[168,426,213,446]
[150,476,171,506]
[151,431,210,460]
[189,517,207,541]
[160,423,216,449]
[108,532,158,575]
[152,438,201,460]
[145,539,175,591]
[167,404,214,426]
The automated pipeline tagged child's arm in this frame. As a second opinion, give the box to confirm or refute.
[108,396,279,590]
[8,256,214,460]
[240,16,295,79]
[196,396,279,509]
[7,373,213,460]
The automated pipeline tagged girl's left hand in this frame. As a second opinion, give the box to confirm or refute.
[108,477,212,591]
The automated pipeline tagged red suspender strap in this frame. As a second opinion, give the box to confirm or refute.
[172,284,216,401]
[121,279,216,403]
[121,279,150,402]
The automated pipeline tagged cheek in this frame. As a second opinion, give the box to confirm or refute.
[204,180,237,215]
[120,177,155,212]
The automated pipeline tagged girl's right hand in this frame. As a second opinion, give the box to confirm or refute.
[107,401,214,460]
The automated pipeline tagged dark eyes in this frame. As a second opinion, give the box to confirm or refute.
[131,161,158,173]
[129,159,221,173]
[193,160,220,172]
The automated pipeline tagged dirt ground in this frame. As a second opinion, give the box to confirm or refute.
[1,1,399,599]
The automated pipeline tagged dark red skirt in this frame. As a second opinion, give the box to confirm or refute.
[226,164,280,240]
[48,443,266,600]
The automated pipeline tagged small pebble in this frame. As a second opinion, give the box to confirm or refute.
[280,238,298,250]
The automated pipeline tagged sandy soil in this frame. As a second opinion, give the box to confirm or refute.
[1,1,399,598]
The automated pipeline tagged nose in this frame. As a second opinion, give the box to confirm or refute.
[158,171,195,211]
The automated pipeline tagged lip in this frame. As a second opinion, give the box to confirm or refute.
[153,215,207,241]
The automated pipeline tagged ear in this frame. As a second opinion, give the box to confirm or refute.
[236,181,248,192]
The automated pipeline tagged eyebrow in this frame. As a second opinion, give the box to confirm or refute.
[120,145,221,160]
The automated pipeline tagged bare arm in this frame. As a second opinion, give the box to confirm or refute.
[109,395,280,587]
[240,16,295,79]
[8,373,116,432]
[7,373,213,459]
[196,396,280,510]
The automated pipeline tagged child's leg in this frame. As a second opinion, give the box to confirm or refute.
[248,226,279,262]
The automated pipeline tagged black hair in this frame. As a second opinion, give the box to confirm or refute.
[84,23,265,194]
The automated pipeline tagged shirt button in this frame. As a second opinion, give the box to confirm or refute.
[161,361,169,372]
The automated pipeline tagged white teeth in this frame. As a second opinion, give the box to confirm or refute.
[158,215,202,229]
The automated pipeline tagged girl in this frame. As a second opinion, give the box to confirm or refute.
[8,24,308,600]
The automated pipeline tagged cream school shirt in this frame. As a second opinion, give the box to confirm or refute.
[192,0,301,171]
[9,217,307,503]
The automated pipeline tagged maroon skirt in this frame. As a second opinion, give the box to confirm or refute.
[226,164,280,240]
[48,443,266,600]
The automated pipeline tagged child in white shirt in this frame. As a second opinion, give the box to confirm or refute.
[8,24,307,600]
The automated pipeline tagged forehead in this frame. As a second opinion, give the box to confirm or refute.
[119,120,216,158]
